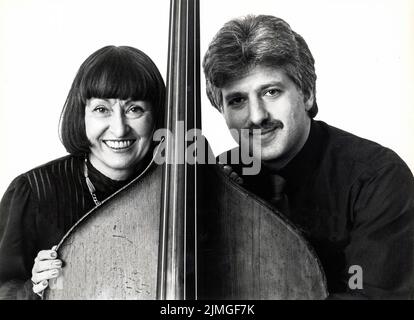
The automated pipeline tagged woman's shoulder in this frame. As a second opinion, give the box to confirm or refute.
[11,155,84,200]
[1,155,79,210]
[23,154,80,175]
[27,154,82,173]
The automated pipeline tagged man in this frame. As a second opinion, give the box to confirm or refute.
[202,14,414,299]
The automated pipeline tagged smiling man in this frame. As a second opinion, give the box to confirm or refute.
[202,15,414,299]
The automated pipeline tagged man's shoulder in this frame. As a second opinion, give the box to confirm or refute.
[317,120,408,173]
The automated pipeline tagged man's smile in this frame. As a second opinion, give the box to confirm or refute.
[247,122,284,143]
[259,127,278,136]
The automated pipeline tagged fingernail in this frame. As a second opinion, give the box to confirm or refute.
[54,260,62,266]
[42,280,48,286]
[52,269,59,275]
[51,251,57,258]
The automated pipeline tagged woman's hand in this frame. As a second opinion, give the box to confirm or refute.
[31,245,61,297]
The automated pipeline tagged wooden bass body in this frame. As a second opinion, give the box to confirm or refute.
[198,164,328,299]
[45,159,328,299]
[45,163,163,300]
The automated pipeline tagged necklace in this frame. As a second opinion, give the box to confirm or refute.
[83,158,101,206]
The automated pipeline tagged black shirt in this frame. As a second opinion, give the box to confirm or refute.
[233,120,414,299]
[0,155,139,299]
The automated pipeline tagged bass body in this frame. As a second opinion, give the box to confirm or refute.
[45,154,327,300]
[45,162,163,299]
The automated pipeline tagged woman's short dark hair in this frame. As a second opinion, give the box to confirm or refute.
[59,45,165,155]
[203,15,318,118]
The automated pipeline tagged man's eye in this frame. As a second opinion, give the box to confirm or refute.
[228,97,245,107]
[264,89,281,97]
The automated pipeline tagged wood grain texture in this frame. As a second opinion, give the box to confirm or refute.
[198,165,328,299]
[45,165,163,300]
[44,161,327,300]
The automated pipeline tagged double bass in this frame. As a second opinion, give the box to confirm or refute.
[45,0,327,300]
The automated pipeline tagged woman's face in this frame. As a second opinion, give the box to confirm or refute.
[85,98,155,180]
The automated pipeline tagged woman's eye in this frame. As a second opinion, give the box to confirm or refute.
[129,105,143,112]
[93,105,109,113]
[126,105,145,117]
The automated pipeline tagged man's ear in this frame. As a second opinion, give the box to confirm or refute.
[304,90,314,111]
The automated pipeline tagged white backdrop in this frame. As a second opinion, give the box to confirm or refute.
[1,0,413,197]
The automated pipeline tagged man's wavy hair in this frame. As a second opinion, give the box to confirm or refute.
[202,15,318,118]
[59,45,165,156]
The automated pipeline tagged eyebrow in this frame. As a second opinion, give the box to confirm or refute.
[223,92,245,103]
[90,98,137,104]
[223,81,285,102]
[258,81,285,91]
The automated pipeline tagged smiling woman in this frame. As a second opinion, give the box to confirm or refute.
[85,98,155,181]
[0,45,165,299]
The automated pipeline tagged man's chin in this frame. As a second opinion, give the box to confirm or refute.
[258,147,283,162]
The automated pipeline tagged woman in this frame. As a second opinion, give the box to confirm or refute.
[0,45,165,299]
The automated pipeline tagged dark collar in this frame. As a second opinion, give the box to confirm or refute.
[85,150,154,198]
[263,120,326,191]
[229,120,327,199]
[86,160,134,198]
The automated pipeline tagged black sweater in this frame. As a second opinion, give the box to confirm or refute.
[0,155,138,299]
[231,120,414,299]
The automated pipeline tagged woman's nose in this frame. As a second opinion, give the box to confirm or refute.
[248,98,269,126]
[109,111,129,137]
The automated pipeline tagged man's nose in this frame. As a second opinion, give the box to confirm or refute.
[247,98,269,126]
[109,111,129,137]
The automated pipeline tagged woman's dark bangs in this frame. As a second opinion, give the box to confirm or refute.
[80,56,154,102]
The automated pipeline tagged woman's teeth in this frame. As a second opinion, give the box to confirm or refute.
[104,140,135,149]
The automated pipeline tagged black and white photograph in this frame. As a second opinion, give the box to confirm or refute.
[0,0,413,308]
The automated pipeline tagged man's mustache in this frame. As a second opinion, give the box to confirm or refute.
[246,120,284,135]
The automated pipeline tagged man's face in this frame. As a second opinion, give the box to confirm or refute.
[220,64,313,166]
